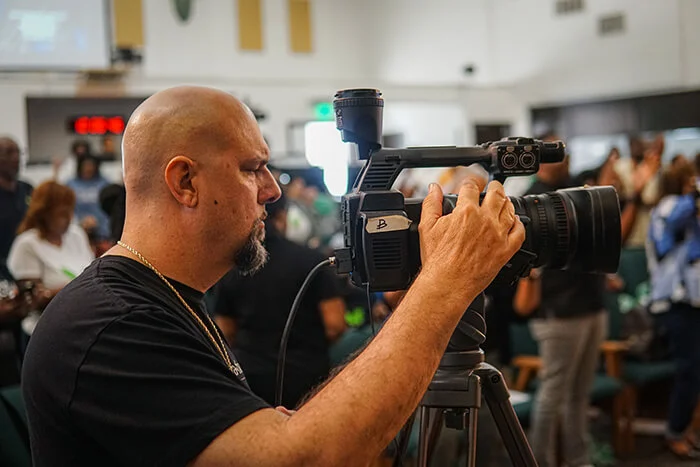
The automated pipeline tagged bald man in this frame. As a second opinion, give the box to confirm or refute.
[21,85,525,467]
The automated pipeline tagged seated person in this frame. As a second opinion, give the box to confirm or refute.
[7,181,95,335]
[0,267,30,386]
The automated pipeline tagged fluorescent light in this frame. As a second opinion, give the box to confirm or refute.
[304,121,351,196]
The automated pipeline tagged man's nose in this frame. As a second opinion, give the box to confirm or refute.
[260,167,282,205]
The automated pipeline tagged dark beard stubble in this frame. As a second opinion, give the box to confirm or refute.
[234,219,268,276]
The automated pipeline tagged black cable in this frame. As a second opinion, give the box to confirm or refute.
[366,283,376,336]
[275,257,334,407]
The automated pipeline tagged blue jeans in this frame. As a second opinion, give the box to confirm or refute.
[658,303,700,438]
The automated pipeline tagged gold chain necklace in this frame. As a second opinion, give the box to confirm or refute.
[116,241,235,374]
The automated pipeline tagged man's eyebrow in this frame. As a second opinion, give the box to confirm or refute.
[244,155,269,167]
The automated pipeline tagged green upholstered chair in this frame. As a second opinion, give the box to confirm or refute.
[0,385,30,467]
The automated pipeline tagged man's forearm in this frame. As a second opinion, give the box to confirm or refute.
[287,269,476,465]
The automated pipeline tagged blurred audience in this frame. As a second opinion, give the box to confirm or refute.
[0,136,33,273]
[647,158,700,459]
[513,134,607,467]
[99,135,118,161]
[211,190,346,408]
[71,139,92,160]
[285,176,317,246]
[66,155,111,247]
[0,281,29,384]
[614,135,663,247]
[283,175,340,252]
[7,181,94,337]
[0,136,33,386]
[99,183,127,242]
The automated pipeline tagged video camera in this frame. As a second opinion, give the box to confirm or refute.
[332,89,622,292]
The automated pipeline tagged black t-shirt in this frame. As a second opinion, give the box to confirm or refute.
[526,179,605,319]
[212,232,341,406]
[0,180,33,267]
[22,256,269,467]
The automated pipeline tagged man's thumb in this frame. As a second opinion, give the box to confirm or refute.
[421,183,443,229]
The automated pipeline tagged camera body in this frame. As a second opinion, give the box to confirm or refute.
[333,89,622,292]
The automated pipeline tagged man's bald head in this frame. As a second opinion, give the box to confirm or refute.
[122,86,260,197]
[117,85,280,282]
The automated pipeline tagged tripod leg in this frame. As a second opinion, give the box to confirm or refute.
[418,407,445,467]
[418,407,431,467]
[466,407,478,467]
[426,409,444,464]
[476,363,538,467]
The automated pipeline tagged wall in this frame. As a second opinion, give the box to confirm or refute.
[142,0,369,82]
[368,0,491,86]
[370,0,700,103]
[1,74,529,187]
[496,0,687,102]
[680,0,700,86]
[25,97,145,164]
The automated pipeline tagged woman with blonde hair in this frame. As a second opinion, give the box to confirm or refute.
[8,181,94,335]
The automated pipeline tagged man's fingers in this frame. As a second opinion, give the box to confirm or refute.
[455,165,489,208]
[507,216,526,251]
[499,199,516,229]
[420,183,444,230]
[483,180,507,212]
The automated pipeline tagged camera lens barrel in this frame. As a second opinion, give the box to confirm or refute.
[511,185,621,273]
[333,89,384,159]
[429,185,621,274]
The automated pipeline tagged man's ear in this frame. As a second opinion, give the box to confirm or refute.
[164,156,199,208]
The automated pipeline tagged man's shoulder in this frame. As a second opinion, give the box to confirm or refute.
[18,180,33,192]
[40,259,132,325]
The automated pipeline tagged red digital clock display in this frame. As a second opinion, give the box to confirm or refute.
[69,116,126,135]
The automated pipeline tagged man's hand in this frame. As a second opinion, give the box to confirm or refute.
[418,165,525,303]
[81,215,99,232]
[0,295,30,323]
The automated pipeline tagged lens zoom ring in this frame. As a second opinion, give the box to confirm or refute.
[536,201,549,253]
[333,97,384,108]
[550,196,569,260]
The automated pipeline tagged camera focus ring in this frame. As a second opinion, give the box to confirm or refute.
[333,97,384,109]
[550,195,570,265]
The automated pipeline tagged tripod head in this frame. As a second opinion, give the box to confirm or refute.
[448,294,487,354]
[416,291,537,467]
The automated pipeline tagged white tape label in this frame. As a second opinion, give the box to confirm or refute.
[365,215,413,234]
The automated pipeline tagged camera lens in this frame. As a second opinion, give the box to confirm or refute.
[333,89,384,159]
[405,186,621,277]
[511,186,621,273]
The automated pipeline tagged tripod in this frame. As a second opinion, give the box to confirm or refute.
[399,293,538,467]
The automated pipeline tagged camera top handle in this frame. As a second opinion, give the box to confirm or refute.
[353,139,566,192]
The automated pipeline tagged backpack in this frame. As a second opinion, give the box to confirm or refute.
[619,282,669,361]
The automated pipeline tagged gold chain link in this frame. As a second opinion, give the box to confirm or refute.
[116,241,235,374]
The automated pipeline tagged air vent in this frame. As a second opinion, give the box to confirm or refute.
[371,238,403,270]
[599,13,625,36]
[555,0,584,15]
[360,162,396,190]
